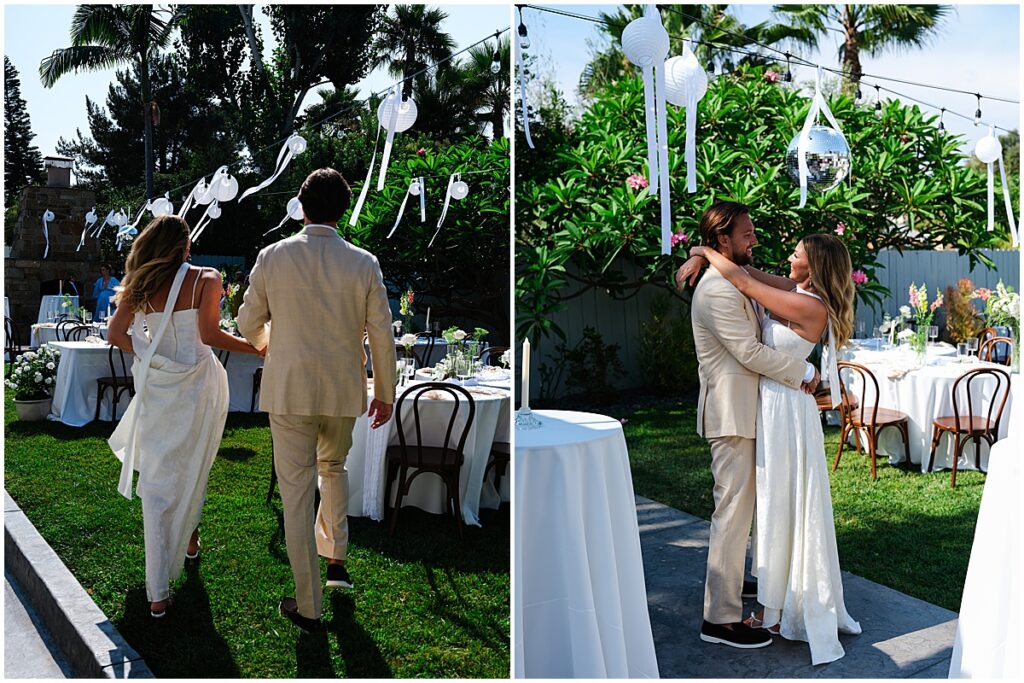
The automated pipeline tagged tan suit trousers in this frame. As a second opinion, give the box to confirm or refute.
[704,435,756,624]
[269,413,356,620]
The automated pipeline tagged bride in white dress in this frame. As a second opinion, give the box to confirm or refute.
[107,215,263,618]
[686,234,862,665]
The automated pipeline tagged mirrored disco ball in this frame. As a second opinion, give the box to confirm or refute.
[785,125,851,192]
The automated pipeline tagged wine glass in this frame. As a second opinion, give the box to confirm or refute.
[456,357,472,384]
[928,326,938,345]
[871,325,881,351]
[967,337,979,358]
[396,359,407,387]
[856,320,866,340]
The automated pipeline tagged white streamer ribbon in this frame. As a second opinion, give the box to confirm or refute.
[642,64,659,196]
[349,115,383,226]
[189,200,220,243]
[997,155,1019,245]
[178,179,206,218]
[92,210,116,239]
[429,173,458,248]
[377,87,402,191]
[418,176,426,222]
[77,207,98,252]
[387,178,419,239]
[41,210,54,259]
[239,134,306,202]
[796,67,848,209]
[655,58,671,255]
[515,25,535,149]
[681,42,699,194]
[822,316,841,409]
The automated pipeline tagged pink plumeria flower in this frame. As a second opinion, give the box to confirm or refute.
[416,148,426,156]
[930,294,944,311]
[764,70,779,83]
[671,231,689,248]
[835,222,846,236]
[851,270,868,285]
[627,174,649,190]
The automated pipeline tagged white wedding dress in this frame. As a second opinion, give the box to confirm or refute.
[753,288,861,665]
[110,265,229,602]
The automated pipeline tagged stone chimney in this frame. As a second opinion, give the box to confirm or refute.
[43,155,74,188]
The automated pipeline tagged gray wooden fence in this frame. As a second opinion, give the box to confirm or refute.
[524,249,1019,401]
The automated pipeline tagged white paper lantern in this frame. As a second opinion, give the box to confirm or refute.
[287,134,307,155]
[114,209,128,226]
[287,196,304,220]
[663,53,707,107]
[208,203,222,220]
[150,196,173,217]
[409,179,421,196]
[975,134,1002,164]
[85,207,97,225]
[217,174,239,202]
[621,10,669,67]
[450,180,469,200]
[43,209,54,222]
[377,93,418,132]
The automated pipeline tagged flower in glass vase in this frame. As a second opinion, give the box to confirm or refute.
[399,289,415,331]
[400,333,418,359]
[6,344,61,401]
[984,280,1020,340]
[907,282,942,356]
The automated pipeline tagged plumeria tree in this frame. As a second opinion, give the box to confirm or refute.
[516,64,1011,344]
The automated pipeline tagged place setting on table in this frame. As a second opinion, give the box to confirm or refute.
[346,328,511,531]
[513,338,660,679]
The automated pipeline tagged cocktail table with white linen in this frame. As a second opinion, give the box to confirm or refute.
[840,345,1018,472]
[514,410,659,679]
[37,295,78,324]
[48,340,130,425]
[30,323,108,348]
[346,380,511,525]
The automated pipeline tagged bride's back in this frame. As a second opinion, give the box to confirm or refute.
[137,266,211,366]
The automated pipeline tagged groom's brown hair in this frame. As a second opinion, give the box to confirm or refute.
[298,168,352,224]
[699,201,750,248]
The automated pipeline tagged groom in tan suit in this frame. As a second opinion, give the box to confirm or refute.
[683,201,818,649]
[238,168,396,632]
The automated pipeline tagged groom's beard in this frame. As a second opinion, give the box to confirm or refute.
[731,246,753,267]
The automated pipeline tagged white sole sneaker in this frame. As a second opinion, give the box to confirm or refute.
[699,633,773,649]
[326,579,353,589]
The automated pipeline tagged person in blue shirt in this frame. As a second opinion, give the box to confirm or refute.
[93,263,120,320]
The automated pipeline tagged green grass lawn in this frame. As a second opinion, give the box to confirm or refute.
[4,394,509,678]
[616,399,983,612]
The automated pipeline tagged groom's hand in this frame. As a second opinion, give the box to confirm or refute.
[801,367,820,394]
[368,399,393,429]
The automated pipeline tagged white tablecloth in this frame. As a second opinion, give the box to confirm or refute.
[48,341,264,426]
[948,401,1021,678]
[30,323,108,348]
[37,295,78,324]
[346,381,511,526]
[4,296,9,319]
[514,410,659,679]
[840,346,1018,472]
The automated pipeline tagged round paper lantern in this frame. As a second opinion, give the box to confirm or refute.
[410,179,421,196]
[85,208,97,223]
[785,125,851,192]
[621,12,669,67]
[287,197,304,220]
[287,134,307,155]
[450,180,469,200]
[150,197,173,217]
[207,203,222,220]
[217,174,239,202]
[43,210,55,222]
[377,93,418,132]
[114,210,128,226]
[975,134,1002,164]
[663,53,707,107]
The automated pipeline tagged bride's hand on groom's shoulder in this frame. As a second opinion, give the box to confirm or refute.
[675,255,707,291]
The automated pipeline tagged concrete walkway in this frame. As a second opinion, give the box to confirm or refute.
[637,496,957,678]
[5,570,74,678]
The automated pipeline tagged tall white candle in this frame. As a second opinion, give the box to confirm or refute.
[521,338,531,411]
[425,307,431,331]
[59,280,63,295]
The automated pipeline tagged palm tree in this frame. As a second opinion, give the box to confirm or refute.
[772,4,950,93]
[39,4,180,198]
[371,4,456,99]
[464,36,510,139]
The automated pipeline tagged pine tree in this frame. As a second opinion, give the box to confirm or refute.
[4,56,45,199]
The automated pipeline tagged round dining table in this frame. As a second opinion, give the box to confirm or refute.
[839,343,1018,472]
[36,295,78,324]
[514,410,659,679]
[30,322,108,348]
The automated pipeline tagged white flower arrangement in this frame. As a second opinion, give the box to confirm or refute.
[500,349,511,369]
[453,329,467,341]
[7,344,61,401]
[897,328,914,341]
[899,305,912,319]
[400,333,418,347]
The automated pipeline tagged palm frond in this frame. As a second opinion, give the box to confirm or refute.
[39,45,124,87]
[69,4,125,48]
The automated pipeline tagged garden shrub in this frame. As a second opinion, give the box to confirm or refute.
[944,277,983,343]
[639,294,699,394]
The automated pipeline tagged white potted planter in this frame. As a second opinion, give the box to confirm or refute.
[14,397,52,421]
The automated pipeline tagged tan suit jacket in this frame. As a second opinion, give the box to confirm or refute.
[691,266,806,439]
[237,224,396,417]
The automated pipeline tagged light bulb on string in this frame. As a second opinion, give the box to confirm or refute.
[490,49,502,74]
[783,53,793,87]
[855,83,862,101]
[518,20,530,50]
[974,94,982,125]
[874,85,882,118]
[938,108,946,132]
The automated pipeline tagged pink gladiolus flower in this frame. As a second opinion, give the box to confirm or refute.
[930,294,943,311]
[764,70,779,83]
[835,222,846,236]
[627,174,649,190]
[909,286,920,309]
[974,288,992,301]
[851,270,868,285]
[671,231,689,248]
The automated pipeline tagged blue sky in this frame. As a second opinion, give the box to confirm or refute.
[3,3,511,159]
[520,3,1021,152]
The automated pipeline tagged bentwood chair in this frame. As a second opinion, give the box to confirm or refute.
[979,336,1013,367]
[65,324,93,342]
[927,367,1011,488]
[384,382,476,538]
[977,327,999,346]
[477,346,509,367]
[57,318,84,341]
[834,361,911,480]
[412,332,435,369]
[5,317,31,375]
[483,441,510,498]
[95,345,135,422]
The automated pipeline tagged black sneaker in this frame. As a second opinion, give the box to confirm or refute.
[279,597,321,633]
[742,580,758,598]
[326,563,353,589]
[700,620,773,649]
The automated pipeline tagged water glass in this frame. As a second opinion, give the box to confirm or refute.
[928,326,938,345]
[967,337,979,357]
[456,357,472,384]
[856,321,866,339]
[957,342,969,362]
[871,326,881,350]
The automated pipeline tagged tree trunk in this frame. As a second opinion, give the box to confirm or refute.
[402,41,415,99]
[140,54,154,198]
[238,5,267,86]
[841,5,862,97]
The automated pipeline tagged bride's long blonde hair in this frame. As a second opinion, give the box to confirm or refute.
[802,233,855,349]
[113,216,190,313]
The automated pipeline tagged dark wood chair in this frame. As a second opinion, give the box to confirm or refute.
[834,361,911,480]
[483,441,510,497]
[5,317,31,375]
[64,324,93,342]
[927,367,1011,488]
[384,382,476,538]
[977,326,999,345]
[978,336,1013,367]
[214,348,231,368]
[477,345,509,367]
[95,344,135,422]
[412,332,436,369]
[57,318,84,341]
